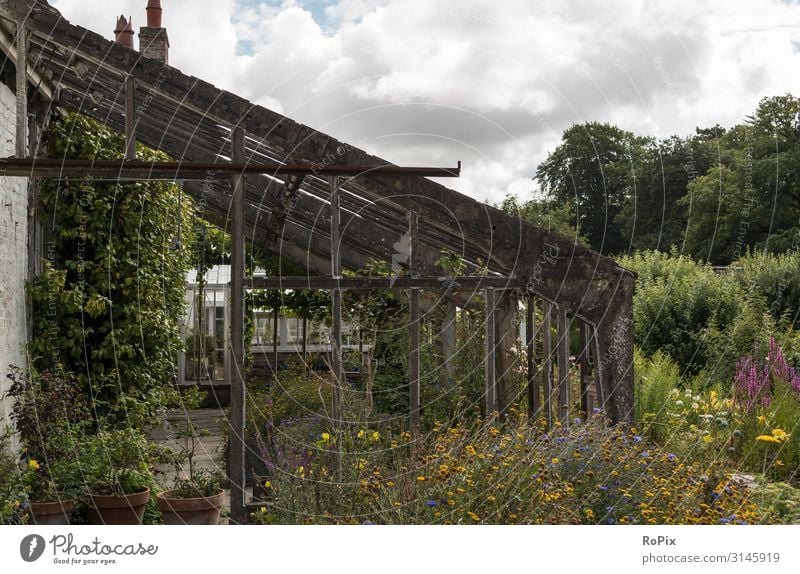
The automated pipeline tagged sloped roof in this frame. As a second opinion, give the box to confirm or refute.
[0,0,633,326]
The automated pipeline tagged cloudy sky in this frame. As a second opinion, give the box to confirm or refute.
[51,0,800,203]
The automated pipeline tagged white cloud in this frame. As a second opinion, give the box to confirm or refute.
[52,0,800,204]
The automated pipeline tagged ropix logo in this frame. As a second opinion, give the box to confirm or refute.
[20,534,46,563]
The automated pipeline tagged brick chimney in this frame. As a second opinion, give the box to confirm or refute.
[139,0,169,64]
[114,15,134,49]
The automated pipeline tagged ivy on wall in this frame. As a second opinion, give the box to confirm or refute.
[27,113,195,427]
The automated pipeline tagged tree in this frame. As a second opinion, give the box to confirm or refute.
[535,122,648,254]
[498,194,588,246]
[616,135,715,252]
[679,166,748,264]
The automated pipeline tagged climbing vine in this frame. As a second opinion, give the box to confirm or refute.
[27,113,195,427]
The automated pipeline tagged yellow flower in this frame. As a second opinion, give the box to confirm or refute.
[417,476,426,481]
[371,431,380,442]
[756,434,780,444]
[465,445,477,456]
[771,428,790,442]
[263,481,272,489]
[357,430,365,439]
[702,434,713,444]
[467,511,480,522]
[551,457,559,464]
[757,415,766,425]
[27,459,40,471]
[487,495,496,502]
[321,432,331,442]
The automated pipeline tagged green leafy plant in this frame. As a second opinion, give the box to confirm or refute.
[4,367,89,502]
[160,387,225,498]
[78,428,156,496]
[28,113,194,428]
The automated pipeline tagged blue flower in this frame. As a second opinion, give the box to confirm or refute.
[640,451,650,458]
[633,435,642,443]
[426,500,437,507]
[362,520,374,525]
[667,453,678,461]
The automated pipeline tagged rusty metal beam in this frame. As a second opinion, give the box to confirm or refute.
[0,157,461,179]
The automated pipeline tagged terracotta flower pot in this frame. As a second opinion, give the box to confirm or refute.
[157,489,225,525]
[87,487,150,525]
[29,500,76,525]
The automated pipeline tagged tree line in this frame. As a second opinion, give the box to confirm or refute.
[505,94,800,265]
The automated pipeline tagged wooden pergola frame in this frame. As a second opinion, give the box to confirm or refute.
[1,0,636,525]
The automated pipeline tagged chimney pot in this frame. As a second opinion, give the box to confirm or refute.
[114,15,134,49]
[146,0,163,28]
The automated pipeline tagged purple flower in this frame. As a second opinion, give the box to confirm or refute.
[667,453,678,461]
[426,500,437,507]
[633,436,642,443]
[362,520,374,525]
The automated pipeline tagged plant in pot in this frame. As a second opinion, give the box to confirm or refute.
[16,430,83,525]
[79,428,156,525]
[0,429,29,525]
[4,367,88,524]
[157,387,226,524]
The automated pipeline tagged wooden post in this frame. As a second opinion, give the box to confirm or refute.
[329,176,344,430]
[592,324,605,415]
[408,211,421,433]
[272,300,279,375]
[557,306,570,426]
[526,294,539,418]
[542,301,553,429]
[124,75,136,160]
[484,288,496,416]
[579,321,590,417]
[302,315,308,373]
[15,21,27,158]
[228,126,246,524]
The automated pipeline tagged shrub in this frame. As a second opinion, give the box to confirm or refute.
[736,250,800,327]
[620,250,749,381]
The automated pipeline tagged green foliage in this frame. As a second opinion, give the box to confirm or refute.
[734,378,800,484]
[616,135,715,252]
[0,431,28,524]
[620,250,746,379]
[248,367,333,429]
[497,195,588,246]
[736,250,800,327]
[77,428,157,497]
[535,121,649,254]
[753,480,800,524]
[29,113,194,427]
[680,166,748,264]
[160,387,225,499]
[634,350,682,443]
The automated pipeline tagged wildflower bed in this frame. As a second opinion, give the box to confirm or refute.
[250,413,761,525]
